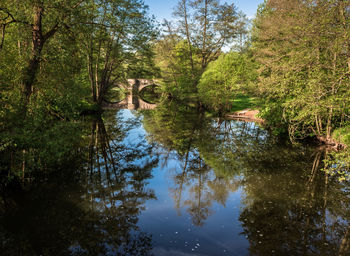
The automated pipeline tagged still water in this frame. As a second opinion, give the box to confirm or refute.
[1,103,350,256]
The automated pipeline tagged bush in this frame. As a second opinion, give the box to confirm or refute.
[198,52,257,112]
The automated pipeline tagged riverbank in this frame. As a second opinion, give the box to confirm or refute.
[226,107,347,150]
[226,108,264,123]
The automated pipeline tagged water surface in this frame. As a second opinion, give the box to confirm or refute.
[1,103,349,256]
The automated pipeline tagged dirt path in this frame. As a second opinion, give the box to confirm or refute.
[226,109,264,122]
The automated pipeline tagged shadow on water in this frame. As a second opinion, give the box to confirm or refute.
[141,101,350,255]
[0,101,349,255]
[0,112,157,255]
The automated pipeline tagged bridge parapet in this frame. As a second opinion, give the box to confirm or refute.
[119,79,158,92]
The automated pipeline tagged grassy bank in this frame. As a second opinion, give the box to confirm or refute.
[230,94,261,113]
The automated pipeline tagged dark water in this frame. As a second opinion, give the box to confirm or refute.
[1,103,350,256]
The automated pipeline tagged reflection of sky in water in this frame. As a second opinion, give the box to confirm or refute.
[106,109,350,256]
[141,178,248,256]
[3,109,349,256]
[116,109,249,255]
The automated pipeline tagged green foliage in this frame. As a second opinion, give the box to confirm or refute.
[198,52,257,112]
[104,87,127,103]
[173,0,242,71]
[155,39,201,100]
[154,0,246,100]
[325,125,350,181]
[258,100,288,135]
[333,126,350,147]
[126,45,161,79]
[0,0,158,182]
[252,0,350,140]
[77,0,157,103]
[251,0,350,179]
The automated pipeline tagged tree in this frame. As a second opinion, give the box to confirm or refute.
[156,0,245,97]
[178,0,241,71]
[198,52,257,112]
[0,0,158,186]
[252,0,350,141]
[0,0,87,109]
[0,0,157,111]
[154,37,201,99]
[78,0,157,105]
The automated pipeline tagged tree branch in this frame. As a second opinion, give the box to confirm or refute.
[0,7,31,26]
[43,22,59,42]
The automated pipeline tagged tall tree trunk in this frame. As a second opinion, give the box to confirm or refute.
[21,2,60,110]
[88,42,97,102]
[338,0,350,73]
[182,0,196,90]
[201,0,208,72]
[22,4,44,106]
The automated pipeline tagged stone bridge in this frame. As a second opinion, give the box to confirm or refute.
[102,79,159,110]
[118,79,158,92]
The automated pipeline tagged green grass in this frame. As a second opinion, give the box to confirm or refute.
[230,94,261,113]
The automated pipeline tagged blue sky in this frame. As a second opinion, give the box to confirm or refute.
[144,0,264,21]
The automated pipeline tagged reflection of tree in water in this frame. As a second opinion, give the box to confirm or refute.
[197,119,350,255]
[239,150,350,256]
[142,102,241,226]
[84,112,158,255]
[174,151,213,227]
[170,150,241,227]
[0,111,157,255]
[143,102,350,255]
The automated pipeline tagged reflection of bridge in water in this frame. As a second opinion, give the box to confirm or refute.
[102,79,158,110]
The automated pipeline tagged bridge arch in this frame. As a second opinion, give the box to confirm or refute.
[102,79,160,110]
[125,79,160,92]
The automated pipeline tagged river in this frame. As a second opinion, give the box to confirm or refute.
[1,102,349,256]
